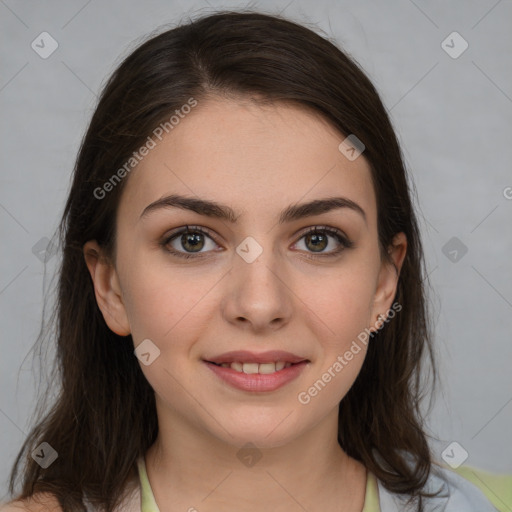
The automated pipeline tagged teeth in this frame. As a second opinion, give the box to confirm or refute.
[217,361,294,374]
[259,363,277,374]
[231,361,244,372]
[243,362,260,374]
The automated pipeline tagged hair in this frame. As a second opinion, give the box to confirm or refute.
[8,9,438,512]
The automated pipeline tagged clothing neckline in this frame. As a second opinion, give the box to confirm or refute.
[136,455,380,511]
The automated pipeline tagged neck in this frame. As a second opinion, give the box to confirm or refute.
[145,405,367,512]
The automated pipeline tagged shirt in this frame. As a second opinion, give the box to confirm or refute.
[135,456,511,511]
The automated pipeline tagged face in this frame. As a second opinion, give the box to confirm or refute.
[85,97,406,450]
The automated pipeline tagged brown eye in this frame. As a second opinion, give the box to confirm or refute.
[293,226,354,258]
[180,232,205,252]
[304,232,328,252]
[162,226,219,259]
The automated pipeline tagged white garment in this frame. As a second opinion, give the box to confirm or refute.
[377,463,499,511]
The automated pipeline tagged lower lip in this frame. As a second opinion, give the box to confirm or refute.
[204,361,308,392]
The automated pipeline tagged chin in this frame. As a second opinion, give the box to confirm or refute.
[210,410,304,449]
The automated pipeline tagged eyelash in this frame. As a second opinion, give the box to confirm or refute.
[160,225,354,260]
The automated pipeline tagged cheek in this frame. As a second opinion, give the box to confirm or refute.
[119,252,218,344]
[305,262,378,344]
[295,256,377,405]
[299,278,372,409]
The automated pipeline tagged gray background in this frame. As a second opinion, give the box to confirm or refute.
[1,0,511,502]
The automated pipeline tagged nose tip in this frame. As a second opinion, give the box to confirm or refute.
[223,251,293,333]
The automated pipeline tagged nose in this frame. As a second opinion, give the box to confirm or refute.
[221,247,293,334]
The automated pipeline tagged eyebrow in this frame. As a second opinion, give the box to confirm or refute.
[139,194,367,225]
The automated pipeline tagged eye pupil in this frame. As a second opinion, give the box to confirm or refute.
[182,232,204,252]
[306,233,327,252]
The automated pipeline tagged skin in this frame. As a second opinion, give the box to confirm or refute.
[84,97,406,512]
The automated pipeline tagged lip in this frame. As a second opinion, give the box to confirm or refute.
[204,350,308,365]
[204,360,309,392]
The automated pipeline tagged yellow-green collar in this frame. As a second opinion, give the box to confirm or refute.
[136,456,380,512]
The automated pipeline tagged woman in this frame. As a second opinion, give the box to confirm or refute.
[3,10,507,512]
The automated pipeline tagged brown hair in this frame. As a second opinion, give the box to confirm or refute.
[8,10,438,511]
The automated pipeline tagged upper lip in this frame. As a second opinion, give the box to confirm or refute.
[205,350,309,364]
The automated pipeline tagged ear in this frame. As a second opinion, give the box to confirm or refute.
[83,240,131,336]
[369,232,407,332]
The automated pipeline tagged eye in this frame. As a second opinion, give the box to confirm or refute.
[160,225,353,260]
[292,226,353,258]
[161,226,220,259]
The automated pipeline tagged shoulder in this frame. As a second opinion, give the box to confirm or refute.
[376,463,500,511]
[1,469,141,512]
[0,493,62,512]
[430,464,499,510]
[449,464,512,512]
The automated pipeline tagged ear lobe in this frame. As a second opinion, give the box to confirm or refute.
[369,232,407,332]
[83,240,131,336]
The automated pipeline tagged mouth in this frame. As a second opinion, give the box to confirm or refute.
[202,350,310,392]
[203,350,309,374]
[205,360,306,374]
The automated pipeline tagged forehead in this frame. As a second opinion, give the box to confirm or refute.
[118,97,377,227]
